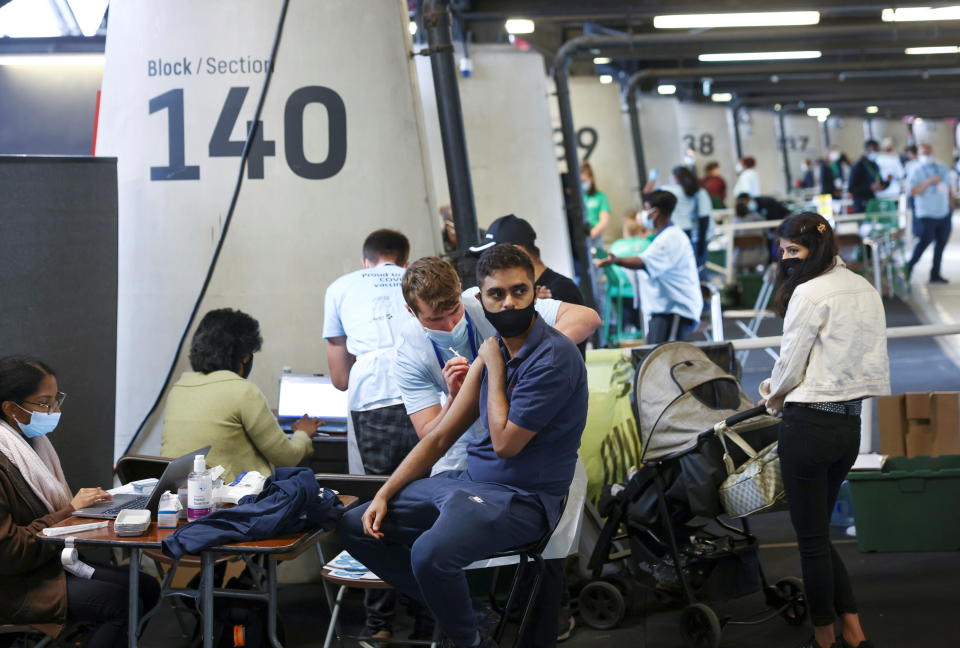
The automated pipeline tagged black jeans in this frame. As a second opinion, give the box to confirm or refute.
[647,313,695,344]
[907,215,952,280]
[66,563,161,648]
[779,405,860,627]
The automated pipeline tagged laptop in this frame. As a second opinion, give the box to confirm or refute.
[73,446,211,519]
[277,373,349,434]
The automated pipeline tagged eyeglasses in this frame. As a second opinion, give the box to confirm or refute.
[20,391,67,413]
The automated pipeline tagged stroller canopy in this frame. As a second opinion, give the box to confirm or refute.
[636,342,779,461]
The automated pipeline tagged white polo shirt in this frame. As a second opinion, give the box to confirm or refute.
[395,289,562,474]
[636,224,703,323]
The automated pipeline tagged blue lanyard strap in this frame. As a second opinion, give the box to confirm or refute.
[430,312,478,370]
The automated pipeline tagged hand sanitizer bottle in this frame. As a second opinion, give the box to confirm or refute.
[187,455,212,521]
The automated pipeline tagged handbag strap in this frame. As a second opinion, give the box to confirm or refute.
[715,422,760,473]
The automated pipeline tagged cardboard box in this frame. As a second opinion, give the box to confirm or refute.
[875,392,959,458]
[905,392,932,420]
[906,423,936,458]
[877,394,907,456]
[931,392,960,455]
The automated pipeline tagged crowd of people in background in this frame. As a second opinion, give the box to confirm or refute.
[582,133,956,314]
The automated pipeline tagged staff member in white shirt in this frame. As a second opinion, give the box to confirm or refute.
[732,155,761,198]
[595,190,703,343]
[760,212,889,648]
[324,229,418,475]
[323,229,423,646]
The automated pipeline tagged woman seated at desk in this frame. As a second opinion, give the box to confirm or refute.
[0,355,160,647]
[162,308,318,482]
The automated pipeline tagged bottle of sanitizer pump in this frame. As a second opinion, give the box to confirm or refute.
[187,455,212,521]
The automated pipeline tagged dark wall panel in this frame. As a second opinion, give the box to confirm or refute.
[0,65,102,155]
[0,156,117,491]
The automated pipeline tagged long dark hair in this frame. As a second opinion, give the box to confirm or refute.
[674,165,699,197]
[772,212,839,317]
[0,356,56,427]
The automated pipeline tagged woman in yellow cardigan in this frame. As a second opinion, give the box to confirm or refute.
[161,308,318,481]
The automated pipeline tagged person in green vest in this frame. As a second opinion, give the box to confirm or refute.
[581,161,611,247]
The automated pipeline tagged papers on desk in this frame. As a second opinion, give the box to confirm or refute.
[42,521,109,536]
[108,478,159,496]
[326,550,381,580]
[215,470,267,505]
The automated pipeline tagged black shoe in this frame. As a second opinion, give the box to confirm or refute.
[930,275,949,284]
[838,638,874,648]
[797,637,841,648]
[440,635,498,648]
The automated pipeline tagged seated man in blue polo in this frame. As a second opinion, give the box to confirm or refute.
[339,244,588,648]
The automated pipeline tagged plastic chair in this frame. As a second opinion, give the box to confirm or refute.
[317,475,571,648]
[600,237,650,347]
[115,453,171,484]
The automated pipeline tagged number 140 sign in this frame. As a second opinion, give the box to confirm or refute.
[149,85,347,181]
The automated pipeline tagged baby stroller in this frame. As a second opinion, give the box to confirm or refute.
[581,343,807,648]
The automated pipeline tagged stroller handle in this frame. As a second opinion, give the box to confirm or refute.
[722,405,768,428]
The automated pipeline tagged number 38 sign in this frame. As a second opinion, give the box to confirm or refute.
[149,85,347,181]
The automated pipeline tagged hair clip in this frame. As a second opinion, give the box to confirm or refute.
[817,223,827,234]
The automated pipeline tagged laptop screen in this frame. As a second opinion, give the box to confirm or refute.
[278,374,349,420]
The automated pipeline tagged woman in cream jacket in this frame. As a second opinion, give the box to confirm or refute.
[761,213,889,648]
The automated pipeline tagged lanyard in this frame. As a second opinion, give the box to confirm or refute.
[430,311,478,371]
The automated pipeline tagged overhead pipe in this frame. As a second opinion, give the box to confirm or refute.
[626,86,647,201]
[624,58,960,193]
[422,0,480,286]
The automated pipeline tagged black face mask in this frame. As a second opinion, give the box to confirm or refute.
[241,356,254,379]
[780,257,803,277]
[483,301,536,338]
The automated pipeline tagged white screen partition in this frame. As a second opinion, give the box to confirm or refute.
[827,116,868,160]
[417,45,573,277]
[781,114,826,190]
[867,118,910,151]
[552,77,640,244]
[912,119,955,161]
[97,0,439,456]
[637,94,683,190]
[673,101,739,196]
[739,109,786,197]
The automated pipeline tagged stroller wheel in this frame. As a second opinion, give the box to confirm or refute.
[578,580,626,630]
[775,576,808,626]
[680,603,721,648]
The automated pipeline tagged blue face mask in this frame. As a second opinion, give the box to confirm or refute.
[15,405,61,438]
[581,180,591,192]
[748,200,758,213]
[424,312,469,351]
[641,209,657,230]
